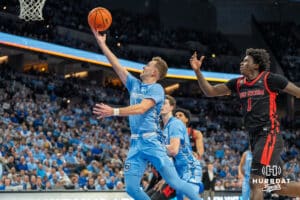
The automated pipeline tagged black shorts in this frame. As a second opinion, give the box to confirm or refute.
[250,131,284,178]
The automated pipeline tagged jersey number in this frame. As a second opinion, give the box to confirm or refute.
[247,98,252,112]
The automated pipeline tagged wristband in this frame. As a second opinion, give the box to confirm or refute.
[113,108,120,116]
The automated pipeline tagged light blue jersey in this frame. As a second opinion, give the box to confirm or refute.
[126,73,163,135]
[164,117,202,184]
[242,150,252,200]
[123,73,201,200]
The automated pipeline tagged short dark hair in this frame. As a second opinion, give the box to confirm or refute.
[246,48,270,72]
[165,95,176,108]
[173,108,191,124]
[152,57,168,80]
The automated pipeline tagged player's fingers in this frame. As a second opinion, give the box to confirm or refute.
[199,55,205,62]
[94,103,103,108]
[153,185,157,191]
[190,52,196,60]
[92,28,98,36]
[158,184,163,191]
[97,103,106,109]
[93,111,102,116]
[93,107,102,112]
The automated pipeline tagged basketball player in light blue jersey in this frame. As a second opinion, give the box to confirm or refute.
[91,30,201,200]
[238,150,252,200]
[161,95,203,200]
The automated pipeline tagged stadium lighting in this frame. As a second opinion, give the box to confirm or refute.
[64,71,88,78]
[0,55,8,64]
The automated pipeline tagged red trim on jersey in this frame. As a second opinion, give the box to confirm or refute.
[187,127,192,136]
[236,77,243,93]
[187,127,196,139]
[261,72,279,165]
[247,97,252,112]
[244,71,264,86]
[263,72,279,131]
[271,94,277,130]
[264,72,272,94]
[261,132,276,165]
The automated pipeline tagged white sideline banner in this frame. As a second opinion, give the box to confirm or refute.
[0,191,242,200]
[0,191,133,200]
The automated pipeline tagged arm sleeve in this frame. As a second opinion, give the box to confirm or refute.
[225,78,238,93]
[144,84,165,104]
[267,73,289,92]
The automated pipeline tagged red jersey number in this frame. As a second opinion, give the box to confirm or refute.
[247,97,252,112]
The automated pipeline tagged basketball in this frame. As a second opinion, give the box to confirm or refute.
[88,7,112,32]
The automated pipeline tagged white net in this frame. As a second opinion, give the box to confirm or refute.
[19,0,46,21]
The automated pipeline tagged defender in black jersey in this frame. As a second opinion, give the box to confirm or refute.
[190,48,300,199]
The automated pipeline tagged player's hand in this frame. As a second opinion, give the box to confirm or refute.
[238,172,244,180]
[190,52,205,71]
[153,179,165,192]
[92,28,106,45]
[192,151,201,160]
[93,103,113,119]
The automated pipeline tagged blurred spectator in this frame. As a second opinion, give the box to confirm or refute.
[85,177,95,190]
[203,163,216,200]
[95,178,108,191]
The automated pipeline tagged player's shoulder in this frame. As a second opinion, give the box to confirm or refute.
[144,82,163,91]
[170,117,181,123]
[152,82,164,90]
[194,129,203,136]
[170,117,185,128]
[266,71,284,79]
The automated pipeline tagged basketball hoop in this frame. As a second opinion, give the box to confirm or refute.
[18,0,46,21]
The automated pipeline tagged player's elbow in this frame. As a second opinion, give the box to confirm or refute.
[203,90,216,97]
[133,104,149,114]
[136,106,148,114]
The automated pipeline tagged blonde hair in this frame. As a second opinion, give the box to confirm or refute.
[152,57,168,80]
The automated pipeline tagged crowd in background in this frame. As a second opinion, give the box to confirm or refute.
[258,21,300,82]
[1,2,300,77]
[0,65,299,192]
[0,0,240,73]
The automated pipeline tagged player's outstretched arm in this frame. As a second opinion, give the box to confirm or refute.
[93,99,155,118]
[92,30,128,85]
[195,130,204,159]
[190,52,231,97]
[283,82,300,98]
[238,152,246,179]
